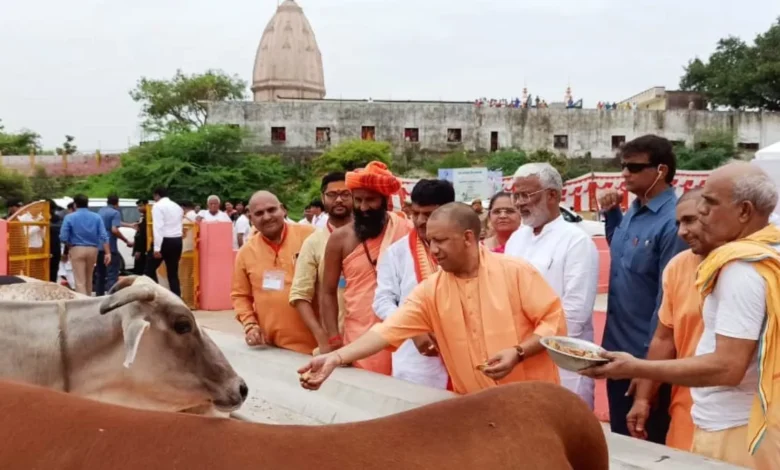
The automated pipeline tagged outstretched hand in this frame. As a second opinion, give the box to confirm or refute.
[298,353,342,391]
[579,351,639,380]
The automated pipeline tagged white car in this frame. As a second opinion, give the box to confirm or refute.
[482,200,605,238]
[53,197,142,273]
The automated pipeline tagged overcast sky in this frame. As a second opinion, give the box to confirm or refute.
[1,0,777,151]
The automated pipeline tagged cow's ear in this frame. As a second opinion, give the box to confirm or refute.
[108,276,139,295]
[121,316,150,368]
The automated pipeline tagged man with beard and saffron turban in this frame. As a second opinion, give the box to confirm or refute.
[231,191,317,354]
[320,161,411,374]
[300,203,567,394]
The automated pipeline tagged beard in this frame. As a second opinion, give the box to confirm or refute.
[522,204,552,229]
[354,205,388,242]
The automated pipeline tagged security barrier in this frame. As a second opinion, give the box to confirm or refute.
[145,206,200,309]
[7,201,50,281]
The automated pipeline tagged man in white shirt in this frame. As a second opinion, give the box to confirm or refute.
[196,195,231,223]
[182,201,198,223]
[505,162,599,409]
[145,186,184,297]
[581,162,779,468]
[373,179,455,389]
[233,209,252,250]
[298,204,313,225]
[311,199,329,228]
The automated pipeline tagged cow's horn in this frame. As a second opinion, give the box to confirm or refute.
[100,285,157,315]
[108,276,140,295]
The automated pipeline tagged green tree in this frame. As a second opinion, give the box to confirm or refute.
[68,125,311,216]
[0,119,41,155]
[485,149,528,174]
[129,69,247,135]
[0,166,32,210]
[312,139,393,174]
[676,130,737,170]
[56,135,77,156]
[680,19,780,110]
[422,151,474,175]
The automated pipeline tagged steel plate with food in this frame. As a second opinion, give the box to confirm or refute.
[540,336,610,372]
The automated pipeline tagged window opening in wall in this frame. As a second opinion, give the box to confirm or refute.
[404,128,419,143]
[738,142,760,151]
[490,131,499,152]
[671,140,686,148]
[611,135,626,149]
[316,127,331,145]
[361,126,376,141]
[271,127,286,143]
[227,124,240,130]
[447,128,462,143]
[553,134,569,150]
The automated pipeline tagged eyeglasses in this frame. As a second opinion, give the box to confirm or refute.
[490,208,519,216]
[512,189,546,203]
[621,162,656,174]
[324,191,353,201]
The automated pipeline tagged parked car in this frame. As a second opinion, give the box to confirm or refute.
[53,197,141,273]
[481,200,605,237]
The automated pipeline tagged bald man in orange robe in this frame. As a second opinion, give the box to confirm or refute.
[231,191,317,354]
[320,162,411,375]
[301,202,566,393]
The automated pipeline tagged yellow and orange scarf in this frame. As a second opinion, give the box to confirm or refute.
[408,229,438,283]
[696,224,780,455]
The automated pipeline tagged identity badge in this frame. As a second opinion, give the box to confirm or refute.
[262,270,285,291]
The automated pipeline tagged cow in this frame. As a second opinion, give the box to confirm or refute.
[0,275,248,414]
[0,379,609,470]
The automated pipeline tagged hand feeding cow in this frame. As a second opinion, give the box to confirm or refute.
[0,379,609,470]
[0,275,248,414]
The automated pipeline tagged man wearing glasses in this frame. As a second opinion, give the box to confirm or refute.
[505,162,599,409]
[597,134,687,444]
[289,172,354,355]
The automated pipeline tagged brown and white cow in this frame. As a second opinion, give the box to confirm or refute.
[0,275,248,414]
[0,379,609,470]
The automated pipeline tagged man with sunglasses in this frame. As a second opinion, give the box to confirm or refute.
[505,162,599,410]
[289,172,354,355]
[598,134,688,444]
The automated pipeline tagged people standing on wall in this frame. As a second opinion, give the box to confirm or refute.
[132,199,149,276]
[95,195,134,296]
[59,194,110,296]
[146,187,184,297]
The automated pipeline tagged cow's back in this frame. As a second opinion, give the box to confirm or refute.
[0,380,607,470]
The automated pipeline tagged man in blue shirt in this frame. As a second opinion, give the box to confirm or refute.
[60,194,110,296]
[95,195,134,296]
[599,135,687,444]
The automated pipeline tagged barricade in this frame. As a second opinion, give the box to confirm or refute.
[6,201,50,280]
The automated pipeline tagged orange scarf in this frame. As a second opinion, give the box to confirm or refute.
[408,229,437,283]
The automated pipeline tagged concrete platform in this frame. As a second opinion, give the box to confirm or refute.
[198,320,744,470]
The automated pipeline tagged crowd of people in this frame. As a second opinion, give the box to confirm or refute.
[7,132,779,467]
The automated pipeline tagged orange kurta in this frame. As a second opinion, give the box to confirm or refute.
[657,249,705,451]
[342,213,410,374]
[372,247,566,394]
[231,223,317,354]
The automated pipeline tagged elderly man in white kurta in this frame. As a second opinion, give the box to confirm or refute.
[373,179,456,389]
[505,162,599,409]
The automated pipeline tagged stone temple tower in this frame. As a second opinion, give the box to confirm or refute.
[251,0,326,102]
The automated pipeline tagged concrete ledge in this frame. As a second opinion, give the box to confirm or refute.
[206,328,744,469]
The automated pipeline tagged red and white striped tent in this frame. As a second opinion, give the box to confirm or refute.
[397,171,711,211]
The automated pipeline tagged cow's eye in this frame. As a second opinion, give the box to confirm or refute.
[173,320,193,335]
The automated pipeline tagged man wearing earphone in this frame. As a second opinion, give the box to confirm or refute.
[598,134,688,445]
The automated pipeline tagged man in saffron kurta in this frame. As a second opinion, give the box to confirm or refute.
[626,189,709,451]
[232,191,316,354]
[301,203,566,394]
[373,179,456,389]
[320,162,410,375]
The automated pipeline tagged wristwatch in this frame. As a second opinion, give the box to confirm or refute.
[514,345,526,363]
